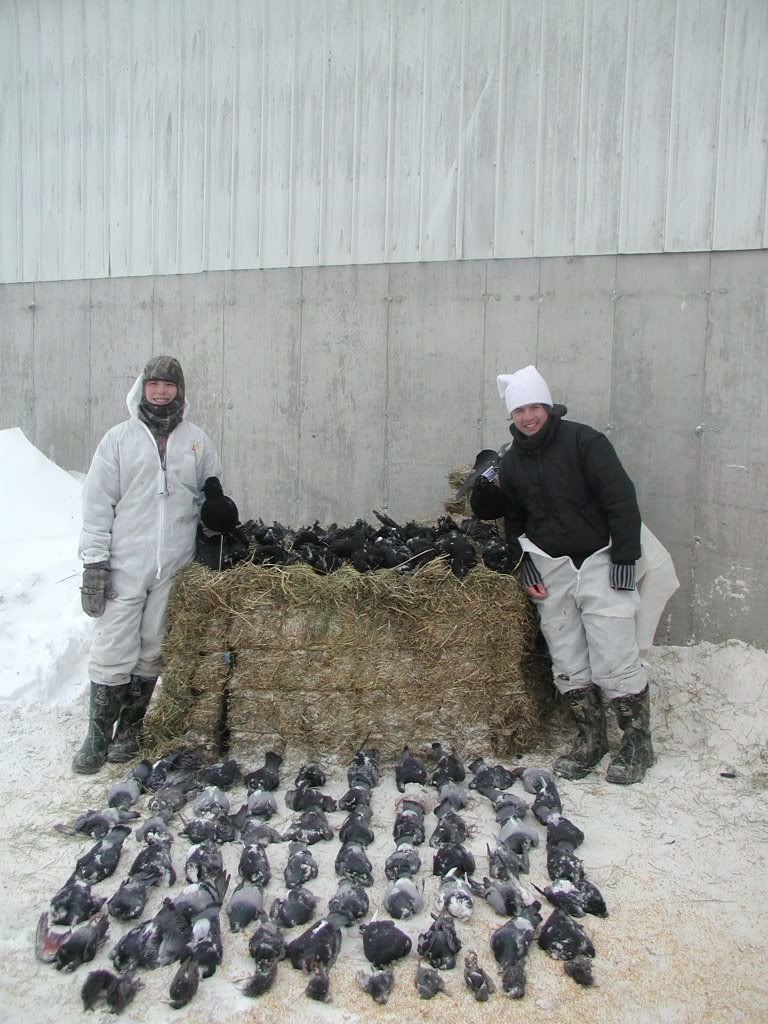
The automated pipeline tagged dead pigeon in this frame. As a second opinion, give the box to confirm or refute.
[396,747,428,791]
[269,886,318,929]
[356,967,395,1004]
[463,949,496,1001]
[360,920,412,968]
[538,908,596,961]
[384,877,424,920]
[201,477,239,535]
[417,910,462,970]
[244,751,283,793]
[415,963,447,999]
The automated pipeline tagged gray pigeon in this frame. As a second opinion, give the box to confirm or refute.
[384,877,424,920]
[283,841,319,889]
[518,767,562,823]
[467,875,529,917]
[463,950,496,1001]
[356,967,395,1004]
[434,869,474,920]
[192,786,230,817]
[328,879,369,925]
[414,963,447,999]
[227,879,264,932]
[385,842,421,880]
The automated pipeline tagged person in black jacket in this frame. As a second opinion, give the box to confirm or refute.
[471,365,653,785]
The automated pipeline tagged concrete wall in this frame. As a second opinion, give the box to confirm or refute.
[1,249,766,648]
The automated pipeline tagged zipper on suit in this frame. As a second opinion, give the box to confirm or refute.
[156,432,172,578]
[139,421,168,579]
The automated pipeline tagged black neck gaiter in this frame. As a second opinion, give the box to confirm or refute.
[138,396,185,436]
[510,410,560,453]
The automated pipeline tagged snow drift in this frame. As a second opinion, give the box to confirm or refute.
[0,427,92,702]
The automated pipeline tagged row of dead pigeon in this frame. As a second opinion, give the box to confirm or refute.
[38,744,606,1010]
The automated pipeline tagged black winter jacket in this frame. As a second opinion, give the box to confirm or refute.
[471,406,641,566]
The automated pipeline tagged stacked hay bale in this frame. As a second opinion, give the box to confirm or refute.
[143,557,552,763]
[142,565,233,760]
[443,465,475,518]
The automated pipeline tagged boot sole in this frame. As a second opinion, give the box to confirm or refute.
[106,748,138,764]
[606,759,655,785]
[606,770,645,785]
[553,743,609,780]
[72,758,106,774]
[553,763,594,780]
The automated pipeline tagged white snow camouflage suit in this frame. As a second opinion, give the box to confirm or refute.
[79,376,220,687]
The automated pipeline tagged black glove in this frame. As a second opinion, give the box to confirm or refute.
[472,474,497,496]
[81,561,110,617]
[610,561,636,591]
[521,554,544,590]
[470,474,507,522]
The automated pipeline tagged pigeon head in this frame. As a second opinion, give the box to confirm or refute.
[203,477,224,499]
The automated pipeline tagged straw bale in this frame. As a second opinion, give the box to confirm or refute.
[229,650,361,695]
[443,465,474,517]
[228,731,286,763]
[143,650,231,760]
[181,693,223,759]
[140,458,554,762]
[163,562,234,659]
[149,555,553,762]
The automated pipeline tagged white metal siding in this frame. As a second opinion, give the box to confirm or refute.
[2,0,767,284]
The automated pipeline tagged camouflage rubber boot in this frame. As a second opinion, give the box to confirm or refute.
[106,675,158,763]
[553,685,609,780]
[72,682,125,774]
[606,686,655,785]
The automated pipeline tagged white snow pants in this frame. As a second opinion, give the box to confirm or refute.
[88,565,174,687]
[529,548,647,701]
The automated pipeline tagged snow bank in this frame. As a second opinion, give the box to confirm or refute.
[0,428,92,703]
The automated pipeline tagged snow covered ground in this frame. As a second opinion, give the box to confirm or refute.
[1,427,766,1024]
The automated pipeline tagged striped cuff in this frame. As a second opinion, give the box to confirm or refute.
[610,561,636,591]
[521,554,544,589]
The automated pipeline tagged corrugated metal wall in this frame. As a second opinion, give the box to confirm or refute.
[2,0,767,285]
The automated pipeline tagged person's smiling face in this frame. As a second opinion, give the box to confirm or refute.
[511,403,549,437]
[144,380,178,406]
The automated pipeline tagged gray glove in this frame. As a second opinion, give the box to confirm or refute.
[610,562,636,591]
[81,561,110,617]
[521,554,544,590]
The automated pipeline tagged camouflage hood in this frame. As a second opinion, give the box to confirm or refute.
[126,355,188,434]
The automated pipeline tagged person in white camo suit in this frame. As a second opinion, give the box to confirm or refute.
[72,355,220,774]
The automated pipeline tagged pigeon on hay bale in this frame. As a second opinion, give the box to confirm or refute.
[200,477,240,535]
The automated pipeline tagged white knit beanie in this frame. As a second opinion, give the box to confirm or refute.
[496,366,553,415]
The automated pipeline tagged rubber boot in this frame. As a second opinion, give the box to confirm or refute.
[606,685,655,785]
[107,675,158,763]
[72,682,125,774]
[553,685,609,780]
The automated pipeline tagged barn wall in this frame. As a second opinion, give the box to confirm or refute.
[2,248,766,648]
[2,0,768,284]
